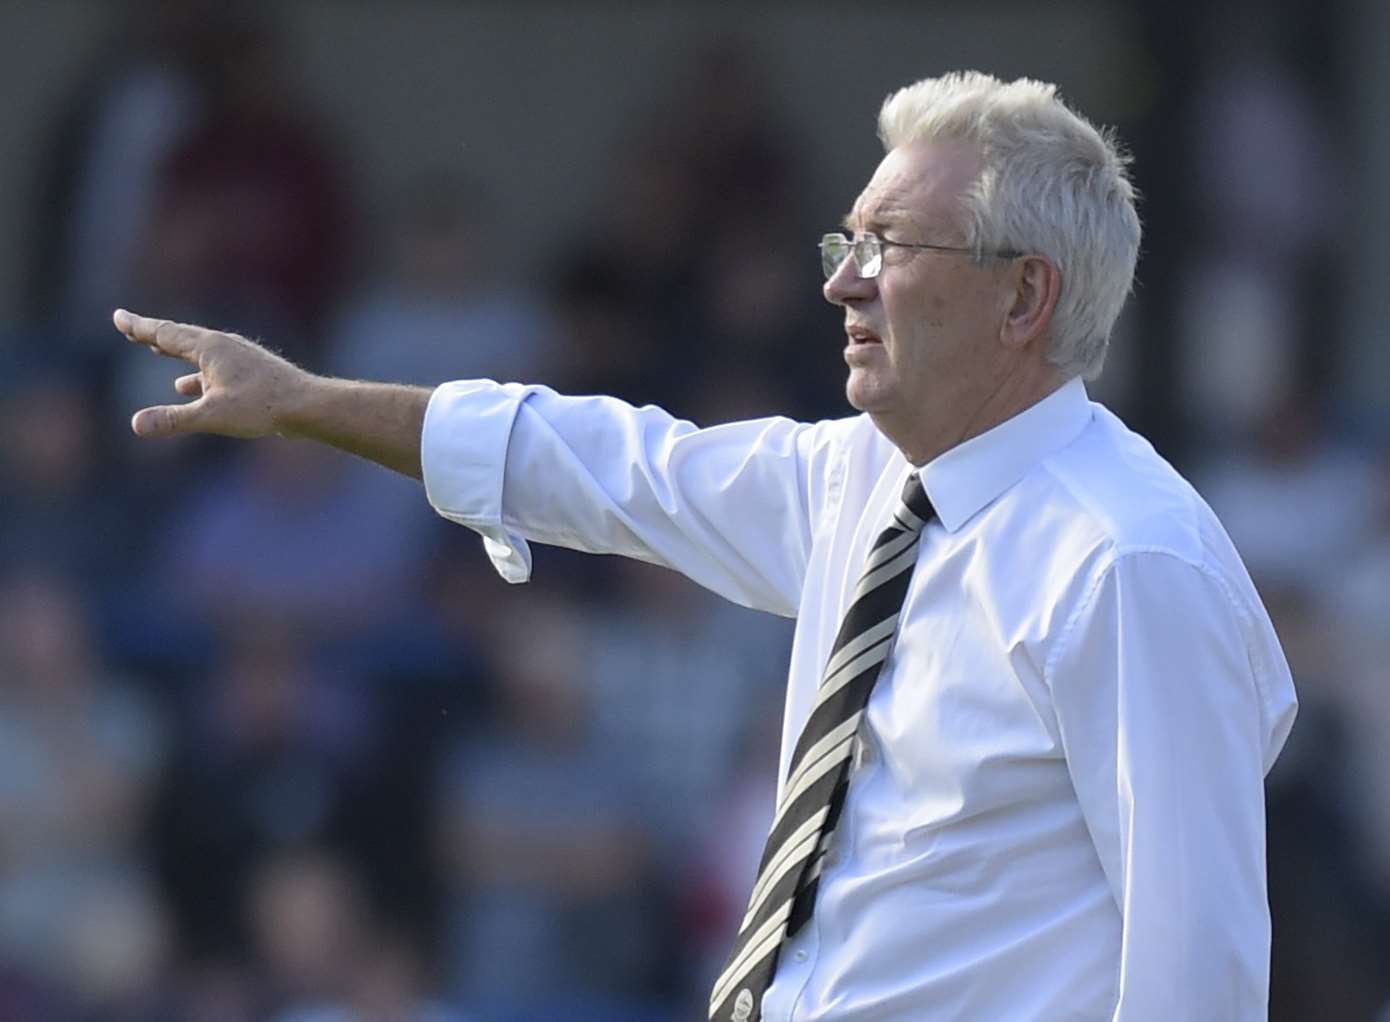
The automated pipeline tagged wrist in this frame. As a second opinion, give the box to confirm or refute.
[275,368,330,439]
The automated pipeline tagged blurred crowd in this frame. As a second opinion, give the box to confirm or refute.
[0,4,1386,1021]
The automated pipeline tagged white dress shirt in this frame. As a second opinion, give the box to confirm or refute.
[421,377,1297,1021]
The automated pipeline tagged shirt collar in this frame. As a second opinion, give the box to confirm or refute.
[918,376,1093,533]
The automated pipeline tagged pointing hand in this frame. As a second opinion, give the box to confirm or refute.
[112,309,309,439]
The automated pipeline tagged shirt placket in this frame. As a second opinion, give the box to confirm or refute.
[764,727,879,1021]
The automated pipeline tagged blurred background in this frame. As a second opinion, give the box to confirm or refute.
[0,0,1386,1019]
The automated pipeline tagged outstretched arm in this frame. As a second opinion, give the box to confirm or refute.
[116,309,842,613]
[113,309,429,478]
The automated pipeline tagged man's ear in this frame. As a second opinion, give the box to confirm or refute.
[1000,255,1061,351]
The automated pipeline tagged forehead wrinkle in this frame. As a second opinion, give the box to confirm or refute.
[846,140,984,241]
[843,190,919,233]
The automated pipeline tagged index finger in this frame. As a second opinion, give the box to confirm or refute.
[112,309,205,359]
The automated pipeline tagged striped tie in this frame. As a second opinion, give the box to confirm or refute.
[709,471,936,1022]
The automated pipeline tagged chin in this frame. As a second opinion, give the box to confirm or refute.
[845,371,894,414]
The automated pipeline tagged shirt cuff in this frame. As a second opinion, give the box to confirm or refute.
[421,379,534,583]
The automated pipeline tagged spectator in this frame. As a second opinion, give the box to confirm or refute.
[152,439,435,639]
[1195,386,1382,593]
[0,366,135,596]
[151,615,379,959]
[328,171,562,388]
[432,596,671,1021]
[0,567,170,1016]
[26,0,223,333]
[246,847,463,1022]
[585,558,791,852]
[137,12,353,362]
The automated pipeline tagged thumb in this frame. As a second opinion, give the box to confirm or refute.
[131,400,206,438]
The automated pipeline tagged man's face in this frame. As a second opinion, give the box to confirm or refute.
[825,140,1011,440]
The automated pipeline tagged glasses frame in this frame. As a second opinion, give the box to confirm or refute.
[819,230,1024,281]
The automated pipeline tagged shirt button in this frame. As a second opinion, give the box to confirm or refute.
[794,949,809,962]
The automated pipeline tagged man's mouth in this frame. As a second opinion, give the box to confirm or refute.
[846,326,882,345]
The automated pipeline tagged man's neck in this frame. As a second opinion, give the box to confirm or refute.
[881,366,1068,467]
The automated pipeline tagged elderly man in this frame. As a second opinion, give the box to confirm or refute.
[115,71,1295,1021]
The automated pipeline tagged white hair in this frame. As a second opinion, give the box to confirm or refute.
[878,71,1141,380]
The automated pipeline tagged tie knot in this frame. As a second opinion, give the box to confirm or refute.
[898,473,936,532]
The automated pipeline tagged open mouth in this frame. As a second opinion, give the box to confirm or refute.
[846,326,882,345]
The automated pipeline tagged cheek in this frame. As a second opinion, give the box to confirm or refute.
[882,283,949,363]
[892,267,1000,350]
[884,273,949,325]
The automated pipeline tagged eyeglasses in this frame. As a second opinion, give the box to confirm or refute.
[818,231,1023,281]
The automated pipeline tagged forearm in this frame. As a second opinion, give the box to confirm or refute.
[281,375,431,479]
[424,381,824,607]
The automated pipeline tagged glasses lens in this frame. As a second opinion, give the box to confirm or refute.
[820,234,851,280]
[854,235,882,278]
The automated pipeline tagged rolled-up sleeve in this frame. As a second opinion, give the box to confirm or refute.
[421,380,839,616]
[1047,550,1297,1021]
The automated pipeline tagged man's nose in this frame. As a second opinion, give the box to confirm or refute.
[822,255,876,306]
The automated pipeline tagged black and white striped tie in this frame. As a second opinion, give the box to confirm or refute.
[709,471,936,1022]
